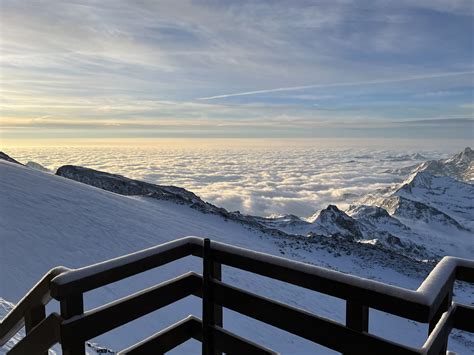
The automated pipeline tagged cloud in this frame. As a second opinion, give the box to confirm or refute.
[197,71,474,100]
[5,140,471,217]
[1,0,473,139]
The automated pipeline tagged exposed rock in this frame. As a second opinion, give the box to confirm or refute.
[55,165,288,237]
[0,152,23,165]
[380,195,466,230]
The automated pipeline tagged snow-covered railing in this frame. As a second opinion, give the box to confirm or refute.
[0,266,68,352]
[2,237,473,354]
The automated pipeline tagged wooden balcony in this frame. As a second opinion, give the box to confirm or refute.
[1,237,473,354]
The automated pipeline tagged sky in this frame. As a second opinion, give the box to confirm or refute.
[0,0,473,141]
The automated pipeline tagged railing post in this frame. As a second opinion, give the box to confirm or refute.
[202,239,223,355]
[345,300,369,354]
[429,291,452,354]
[212,260,223,355]
[24,303,47,355]
[60,293,85,355]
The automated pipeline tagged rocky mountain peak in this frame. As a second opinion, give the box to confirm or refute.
[0,152,23,166]
[398,171,434,192]
[446,146,473,164]
[311,205,364,239]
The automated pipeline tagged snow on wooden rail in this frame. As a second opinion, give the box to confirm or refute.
[2,236,473,354]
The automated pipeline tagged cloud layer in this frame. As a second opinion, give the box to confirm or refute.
[6,139,470,217]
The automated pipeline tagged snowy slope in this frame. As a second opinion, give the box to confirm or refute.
[394,171,474,228]
[348,170,474,258]
[1,160,473,354]
[255,148,473,260]
[9,148,473,262]
[388,147,473,182]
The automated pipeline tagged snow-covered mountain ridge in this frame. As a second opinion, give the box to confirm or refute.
[55,164,288,237]
[387,146,473,182]
[53,164,440,259]
[260,148,473,259]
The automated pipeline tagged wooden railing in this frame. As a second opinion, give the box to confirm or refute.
[1,237,473,354]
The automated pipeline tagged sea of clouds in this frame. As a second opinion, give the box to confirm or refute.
[6,139,468,218]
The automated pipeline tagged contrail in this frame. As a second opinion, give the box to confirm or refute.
[198,70,474,100]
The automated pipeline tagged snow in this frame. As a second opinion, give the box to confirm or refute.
[389,147,473,183]
[0,299,24,353]
[349,170,474,259]
[395,172,474,229]
[1,160,473,354]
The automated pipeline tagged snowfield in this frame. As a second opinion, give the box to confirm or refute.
[0,156,473,354]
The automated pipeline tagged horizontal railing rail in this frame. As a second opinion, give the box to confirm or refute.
[61,272,202,344]
[7,313,62,355]
[50,237,200,299]
[0,266,69,347]
[118,315,277,355]
[49,237,474,323]
[2,236,473,354]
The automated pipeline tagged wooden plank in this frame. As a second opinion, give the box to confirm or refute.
[202,238,215,355]
[24,304,46,334]
[51,238,198,299]
[344,300,369,355]
[119,316,277,355]
[8,313,61,355]
[456,264,474,283]
[24,304,47,355]
[211,280,419,355]
[209,246,429,322]
[61,293,85,355]
[61,272,202,343]
[422,306,455,355]
[346,300,368,333]
[118,316,200,354]
[0,266,68,346]
[211,325,278,355]
[453,304,474,333]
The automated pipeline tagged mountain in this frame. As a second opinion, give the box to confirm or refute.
[55,165,286,236]
[387,147,473,182]
[4,159,462,354]
[25,147,474,261]
[308,205,364,240]
[384,153,427,161]
[413,146,473,182]
[347,205,410,233]
[379,195,466,230]
[25,161,51,173]
[394,171,473,226]
[254,148,473,260]
[53,165,439,260]
[362,171,472,232]
[255,204,430,259]
[253,214,311,233]
[0,152,22,166]
[349,149,474,258]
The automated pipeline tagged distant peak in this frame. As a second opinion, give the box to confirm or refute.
[449,146,473,161]
[326,204,340,212]
[461,146,473,157]
[0,152,23,166]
